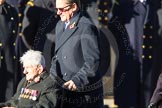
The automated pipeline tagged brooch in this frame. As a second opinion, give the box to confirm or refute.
[69,22,76,29]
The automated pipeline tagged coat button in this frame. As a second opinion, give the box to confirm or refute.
[63,56,67,59]
[18,23,22,27]
[18,13,22,17]
[10,17,14,20]
[64,73,67,76]
[0,56,3,60]
[55,55,58,58]
[13,56,16,60]
[13,42,16,46]
[19,33,22,36]
[12,30,16,34]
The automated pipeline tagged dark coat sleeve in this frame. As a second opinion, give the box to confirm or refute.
[71,24,101,87]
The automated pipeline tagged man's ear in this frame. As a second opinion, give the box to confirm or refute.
[72,3,78,12]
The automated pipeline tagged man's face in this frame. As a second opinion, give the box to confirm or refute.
[23,65,39,82]
[56,0,76,22]
[0,0,5,5]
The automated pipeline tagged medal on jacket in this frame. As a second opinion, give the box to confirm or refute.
[19,88,39,101]
[32,90,38,101]
[19,88,25,99]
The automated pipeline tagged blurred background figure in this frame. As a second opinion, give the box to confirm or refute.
[0,0,18,102]
[111,0,149,107]
[148,1,162,108]
[15,0,59,83]
[14,0,31,94]
[111,0,162,108]
[157,0,162,37]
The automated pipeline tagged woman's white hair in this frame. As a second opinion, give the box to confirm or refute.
[20,50,45,68]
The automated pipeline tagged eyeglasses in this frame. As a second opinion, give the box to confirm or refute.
[56,4,72,12]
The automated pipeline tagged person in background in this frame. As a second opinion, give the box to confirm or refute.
[50,0,104,108]
[157,0,162,37]
[14,0,31,91]
[111,0,151,107]
[148,73,162,108]
[15,0,59,91]
[0,50,58,108]
[0,0,18,102]
[18,0,59,71]
[148,1,162,108]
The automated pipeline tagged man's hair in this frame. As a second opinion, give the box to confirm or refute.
[66,0,81,9]
[20,50,45,68]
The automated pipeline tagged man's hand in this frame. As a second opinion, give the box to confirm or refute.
[148,103,157,108]
[64,80,77,91]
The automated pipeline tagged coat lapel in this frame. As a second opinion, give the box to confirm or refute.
[55,26,78,52]
[55,13,81,52]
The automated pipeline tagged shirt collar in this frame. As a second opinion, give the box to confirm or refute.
[64,21,70,29]
[64,11,80,29]
[65,21,70,25]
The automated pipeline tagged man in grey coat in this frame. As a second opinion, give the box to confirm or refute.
[50,0,104,108]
